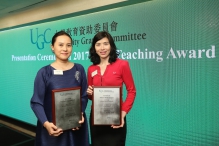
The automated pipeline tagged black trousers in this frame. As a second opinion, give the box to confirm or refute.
[89,111,127,146]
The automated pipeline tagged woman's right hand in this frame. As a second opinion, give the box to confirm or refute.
[43,121,63,136]
[87,85,93,96]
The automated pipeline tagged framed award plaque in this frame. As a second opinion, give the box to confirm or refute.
[52,87,81,130]
[92,86,121,125]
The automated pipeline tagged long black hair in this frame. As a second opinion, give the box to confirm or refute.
[89,31,119,65]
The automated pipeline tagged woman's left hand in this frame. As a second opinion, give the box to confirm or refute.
[72,112,84,130]
[111,111,127,129]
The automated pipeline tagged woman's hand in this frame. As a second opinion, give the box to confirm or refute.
[72,112,84,130]
[111,111,127,129]
[87,85,93,96]
[43,121,63,136]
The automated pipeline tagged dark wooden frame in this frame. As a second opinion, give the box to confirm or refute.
[52,87,81,130]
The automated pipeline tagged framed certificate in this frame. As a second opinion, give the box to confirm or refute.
[92,86,121,125]
[52,87,81,130]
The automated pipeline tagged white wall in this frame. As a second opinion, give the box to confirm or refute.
[0,0,126,30]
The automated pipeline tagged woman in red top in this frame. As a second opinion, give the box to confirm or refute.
[87,31,136,146]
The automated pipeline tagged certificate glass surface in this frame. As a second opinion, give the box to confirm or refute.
[92,86,121,125]
[52,87,81,130]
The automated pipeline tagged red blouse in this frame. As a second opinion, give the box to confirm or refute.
[87,59,136,113]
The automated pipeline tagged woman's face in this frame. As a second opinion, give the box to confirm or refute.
[51,35,72,61]
[95,37,111,60]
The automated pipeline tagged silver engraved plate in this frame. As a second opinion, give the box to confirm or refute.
[92,86,121,125]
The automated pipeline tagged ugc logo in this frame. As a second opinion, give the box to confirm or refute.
[30,28,51,50]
